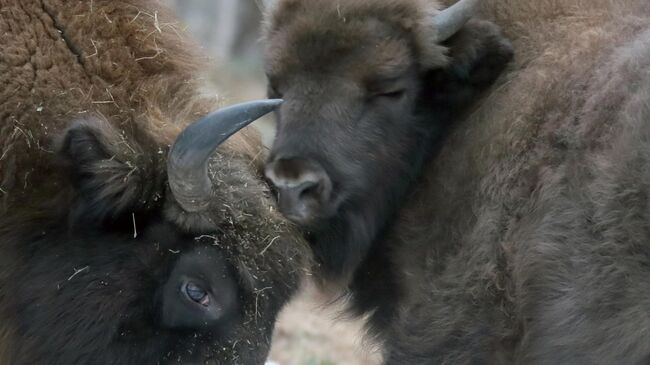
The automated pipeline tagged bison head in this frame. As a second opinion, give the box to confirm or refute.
[0,101,310,364]
[262,0,513,279]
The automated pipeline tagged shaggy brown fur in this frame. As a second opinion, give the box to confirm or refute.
[0,1,309,364]
[0,0,262,213]
[265,0,650,363]
[384,0,650,363]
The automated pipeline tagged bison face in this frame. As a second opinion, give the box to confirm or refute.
[0,101,309,364]
[1,218,301,364]
[262,0,513,279]
[264,14,425,228]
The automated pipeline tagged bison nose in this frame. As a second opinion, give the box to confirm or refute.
[265,157,332,225]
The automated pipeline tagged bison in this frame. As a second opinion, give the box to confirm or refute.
[0,1,310,364]
[263,0,650,363]
[263,0,514,283]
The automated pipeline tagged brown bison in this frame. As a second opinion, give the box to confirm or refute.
[263,0,513,283]
[263,0,650,363]
[0,1,309,364]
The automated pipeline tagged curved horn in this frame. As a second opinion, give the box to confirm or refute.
[432,0,480,42]
[167,99,283,213]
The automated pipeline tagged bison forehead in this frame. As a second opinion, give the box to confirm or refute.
[264,0,438,82]
[266,0,438,31]
[267,29,414,83]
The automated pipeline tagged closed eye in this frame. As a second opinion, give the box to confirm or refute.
[377,89,405,99]
[369,88,406,101]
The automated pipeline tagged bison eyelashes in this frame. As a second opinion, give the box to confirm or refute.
[365,75,412,102]
[371,89,407,101]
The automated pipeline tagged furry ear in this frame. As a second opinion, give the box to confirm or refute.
[58,116,165,224]
[445,20,513,83]
[430,19,513,105]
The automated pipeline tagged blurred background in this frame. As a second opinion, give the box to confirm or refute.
[163,1,381,364]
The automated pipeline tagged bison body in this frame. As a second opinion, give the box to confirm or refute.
[264,0,650,363]
[0,1,309,364]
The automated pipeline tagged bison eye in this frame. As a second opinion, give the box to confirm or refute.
[183,281,210,306]
[376,89,406,99]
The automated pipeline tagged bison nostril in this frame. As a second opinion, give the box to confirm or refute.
[265,156,333,223]
[298,181,321,201]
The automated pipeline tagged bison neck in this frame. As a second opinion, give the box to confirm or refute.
[308,114,448,287]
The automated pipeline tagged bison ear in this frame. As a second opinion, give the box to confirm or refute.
[57,117,162,224]
[428,19,513,106]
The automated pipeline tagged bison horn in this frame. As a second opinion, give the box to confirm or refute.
[167,99,283,213]
[432,0,480,41]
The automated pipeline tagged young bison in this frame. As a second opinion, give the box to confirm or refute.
[266,0,650,363]
[0,1,309,364]
[263,0,513,284]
